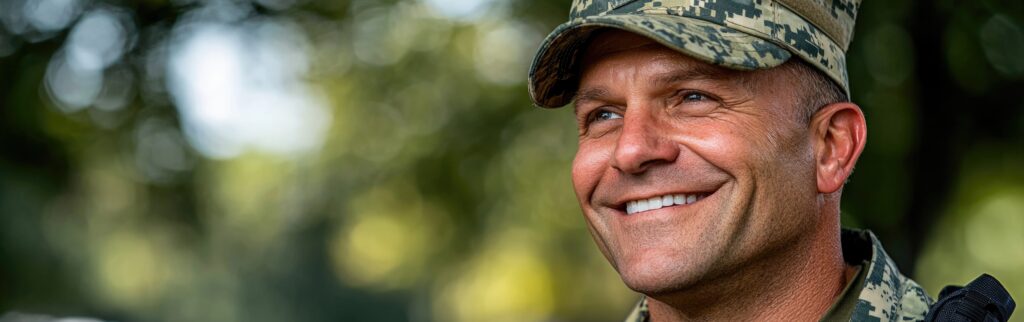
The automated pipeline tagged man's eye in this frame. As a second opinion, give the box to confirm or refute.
[593,110,623,122]
[668,90,720,114]
[578,108,622,135]
[682,92,708,102]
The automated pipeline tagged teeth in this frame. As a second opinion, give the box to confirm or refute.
[625,193,706,215]
[648,197,662,209]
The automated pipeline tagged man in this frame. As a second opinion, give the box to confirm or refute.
[527,0,934,321]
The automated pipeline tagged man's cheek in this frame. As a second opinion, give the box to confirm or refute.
[686,136,750,171]
[571,145,608,198]
[666,123,746,162]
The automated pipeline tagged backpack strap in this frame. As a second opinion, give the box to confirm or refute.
[925,274,1015,322]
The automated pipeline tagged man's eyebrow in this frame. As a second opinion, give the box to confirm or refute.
[652,64,734,86]
[573,87,609,113]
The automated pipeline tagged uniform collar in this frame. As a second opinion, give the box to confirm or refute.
[838,228,932,321]
[622,228,933,322]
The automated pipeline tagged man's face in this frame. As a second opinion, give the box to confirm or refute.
[572,31,823,295]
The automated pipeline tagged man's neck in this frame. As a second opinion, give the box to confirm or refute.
[644,223,850,321]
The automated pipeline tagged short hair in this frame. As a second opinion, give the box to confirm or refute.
[782,59,850,123]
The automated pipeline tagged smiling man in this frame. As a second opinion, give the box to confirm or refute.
[527,0,934,321]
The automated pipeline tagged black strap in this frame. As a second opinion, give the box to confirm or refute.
[925,274,1016,322]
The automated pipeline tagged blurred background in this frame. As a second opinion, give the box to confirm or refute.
[0,0,1022,321]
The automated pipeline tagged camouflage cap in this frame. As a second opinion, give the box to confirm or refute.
[528,0,862,108]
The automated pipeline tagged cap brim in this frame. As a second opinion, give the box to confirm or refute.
[528,14,792,108]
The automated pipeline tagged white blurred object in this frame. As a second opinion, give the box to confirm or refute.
[166,12,330,159]
[65,8,133,71]
[43,7,134,113]
[44,50,103,113]
[0,312,106,322]
[421,0,499,22]
[23,0,83,32]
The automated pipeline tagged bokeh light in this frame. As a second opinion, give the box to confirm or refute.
[167,9,329,158]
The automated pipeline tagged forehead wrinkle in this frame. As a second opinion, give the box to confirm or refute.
[651,60,738,87]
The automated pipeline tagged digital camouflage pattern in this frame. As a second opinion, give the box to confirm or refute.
[621,229,934,322]
[845,228,932,322]
[528,0,862,108]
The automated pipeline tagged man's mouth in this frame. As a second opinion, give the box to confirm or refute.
[624,193,710,215]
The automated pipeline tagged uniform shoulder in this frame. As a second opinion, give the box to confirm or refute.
[843,228,934,322]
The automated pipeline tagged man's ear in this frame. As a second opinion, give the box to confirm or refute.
[811,102,867,194]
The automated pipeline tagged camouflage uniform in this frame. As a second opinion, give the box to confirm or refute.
[621,229,934,322]
[528,1,935,321]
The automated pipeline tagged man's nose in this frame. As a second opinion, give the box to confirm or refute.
[610,110,679,174]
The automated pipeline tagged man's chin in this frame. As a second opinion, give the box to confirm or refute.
[616,257,706,295]
[621,273,695,296]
